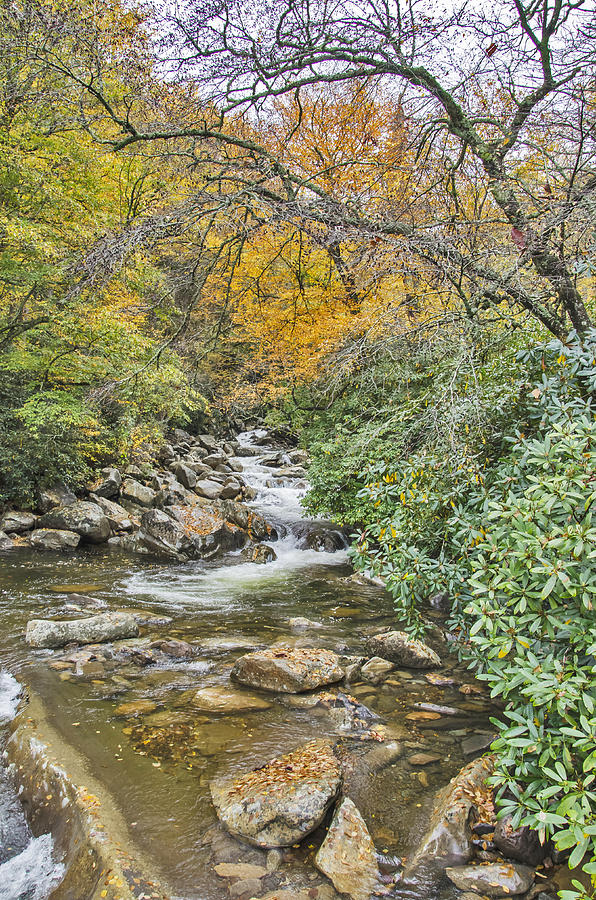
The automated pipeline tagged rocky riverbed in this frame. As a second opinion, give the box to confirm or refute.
[0,430,580,900]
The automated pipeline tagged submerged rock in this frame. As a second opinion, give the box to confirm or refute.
[210,740,341,848]
[360,657,394,684]
[315,798,380,900]
[289,617,323,629]
[231,648,344,693]
[25,612,139,649]
[366,631,441,669]
[190,686,272,713]
[38,501,111,544]
[150,638,195,658]
[404,754,495,875]
[29,528,80,551]
[114,699,157,717]
[445,863,535,897]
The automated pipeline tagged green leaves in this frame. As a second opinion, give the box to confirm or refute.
[305,330,596,900]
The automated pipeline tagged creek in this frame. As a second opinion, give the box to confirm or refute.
[0,430,496,900]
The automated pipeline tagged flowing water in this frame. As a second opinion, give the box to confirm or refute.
[0,431,495,900]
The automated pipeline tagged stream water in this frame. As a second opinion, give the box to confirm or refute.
[0,430,496,900]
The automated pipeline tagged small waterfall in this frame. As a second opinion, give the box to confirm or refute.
[233,429,348,565]
[0,673,65,900]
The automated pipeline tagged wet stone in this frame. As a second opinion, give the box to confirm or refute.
[405,755,495,875]
[190,686,272,714]
[231,647,344,693]
[25,612,139,649]
[210,740,342,848]
[408,752,441,766]
[315,798,380,900]
[360,657,394,684]
[214,863,268,880]
[462,732,495,756]
[367,632,441,669]
[114,699,158,717]
[445,863,535,897]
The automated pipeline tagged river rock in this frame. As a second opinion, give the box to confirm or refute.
[89,494,135,532]
[121,478,156,508]
[210,740,341,848]
[223,501,249,530]
[404,755,495,875]
[289,617,323,629]
[214,863,268,879]
[366,631,440,669]
[245,543,277,564]
[231,648,344,693]
[138,508,197,559]
[315,798,380,900]
[195,479,224,500]
[1,511,36,534]
[38,501,110,543]
[445,863,535,897]
[0,530,17,550]
[115,699,158,717]
[220,479,242,500]
[174,462,197,490]
[493,814,547,866]
[303,527,345,552]
[25,612,139,649]
[360,657,394,684]
[190,687,272,713]
[150,638,195,658]
[37,481,76,513]
[88,467,122,499]
[248,512,275,542]
[29,528,81,551]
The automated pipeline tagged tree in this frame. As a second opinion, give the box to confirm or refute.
[27,0,595,340]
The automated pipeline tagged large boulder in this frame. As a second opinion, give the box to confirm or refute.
[29,528,80,551]
[88,467,122,499]
[194,479,224,500]
[232,648,344,693]
[1,511,36,534]
[315,798,380,900]
[120,478,156,508]
[366,631,441,669]
[25,612,139,649]
[38,501,110,544]
[88,494,135,532]
[405,755,495,876]
[445,863,535,897]
[136,508,197,560]
[37,482,76,514]
[303,527,346,552]
[174,463,197,490]
[210,740,341,848]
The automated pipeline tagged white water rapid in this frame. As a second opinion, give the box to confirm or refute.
[0,673,65,900]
